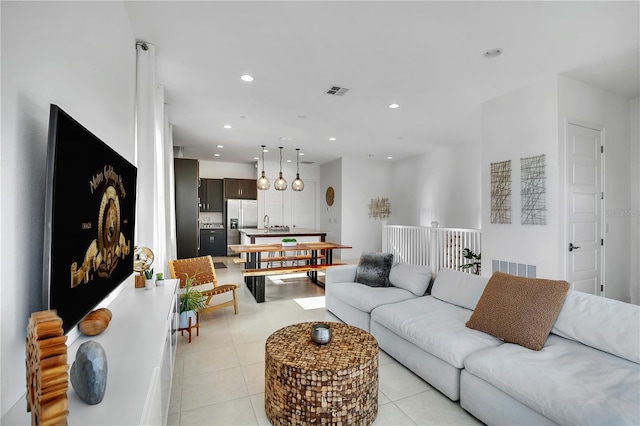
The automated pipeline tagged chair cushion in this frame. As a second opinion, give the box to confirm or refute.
[466,272,569,351]
[464,335,640,425]
[389,263,432,296]
[551,289,640,363]
[355,252,393,287]
[430,268,489,310]
[329,282,416,313]
[371,297,502,368]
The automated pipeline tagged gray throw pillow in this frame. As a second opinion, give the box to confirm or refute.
[355,252,394,287]
[389,263,432,296]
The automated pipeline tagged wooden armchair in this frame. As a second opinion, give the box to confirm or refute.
[168,256,239,315]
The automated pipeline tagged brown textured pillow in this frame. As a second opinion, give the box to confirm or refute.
[466,272,570,351]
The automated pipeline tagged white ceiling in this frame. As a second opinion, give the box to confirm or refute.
[124,1,640,166]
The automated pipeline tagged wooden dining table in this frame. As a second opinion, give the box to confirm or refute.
[228,241,352,303]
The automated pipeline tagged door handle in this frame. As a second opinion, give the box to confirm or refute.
[569,243,581,252]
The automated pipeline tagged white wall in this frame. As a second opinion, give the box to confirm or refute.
[390,142,482,229]
[481,75,634,303]
[341,158,393,260]
[631,97,640,305]
[558,75,632,302]
[199,160,256,179]
[481,77,561,279]
[0,2,136,416]
[320,159,343,248]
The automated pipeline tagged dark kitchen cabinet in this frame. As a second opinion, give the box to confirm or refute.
[199,229,226,256]
[199,178,223,212]
[224,178,257,200]
[174,158,199,259]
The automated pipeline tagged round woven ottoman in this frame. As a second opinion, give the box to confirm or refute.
[265,322,379,425]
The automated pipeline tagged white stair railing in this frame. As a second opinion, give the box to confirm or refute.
[382,225,481,274]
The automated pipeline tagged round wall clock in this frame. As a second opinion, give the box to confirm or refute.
[325,186,335,206]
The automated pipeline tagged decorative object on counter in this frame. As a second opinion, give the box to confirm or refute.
[460,248,482,275]
[281,238,297,247]
[133,246,154,288]
[274,146,287,191]
[291,148,304,191]
[144,267,154,289]
[79,308,112,336]
[70,341,108,405]
[155,272,165,286]
[257,145,271,190]
[311,322,332,345]
[26,310,69,426]
[368,196,391,219]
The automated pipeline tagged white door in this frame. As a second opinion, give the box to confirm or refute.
[565,123,603,295]
[292,181,316,229]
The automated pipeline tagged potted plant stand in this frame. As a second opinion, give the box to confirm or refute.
[178,275,206,343]
[178,311,199,343]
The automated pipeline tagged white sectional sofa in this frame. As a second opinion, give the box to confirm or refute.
[325,264,640,425]
[325,262,432,332]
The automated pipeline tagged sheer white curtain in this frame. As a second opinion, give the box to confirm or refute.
[135,41,176,274]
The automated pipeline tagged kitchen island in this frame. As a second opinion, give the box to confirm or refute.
[238,228,327,244]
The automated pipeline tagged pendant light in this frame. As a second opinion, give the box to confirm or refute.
[291,148,304,191]
[256,145,270,190]
[274,147,287,191]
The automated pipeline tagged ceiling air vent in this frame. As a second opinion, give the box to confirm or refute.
[301,161,315,165]
[326,86,349,96]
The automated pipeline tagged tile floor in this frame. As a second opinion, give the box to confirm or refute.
[168,257,483,425]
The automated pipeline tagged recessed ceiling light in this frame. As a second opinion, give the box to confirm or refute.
[214,153,220,157]
[223,124,232,129]
[217,144,223,148]
[387,156,393,160]
[240,74,254,82]
[329,137,337,141]
[253,157,259,160]
[388,103,400,109]
[299,152,304,156]
[263,148,269,153]
[279,136,293,141]
[483,48,503,58]
[286,159,292,163]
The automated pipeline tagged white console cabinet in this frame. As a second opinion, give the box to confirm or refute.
[2,279,179,425]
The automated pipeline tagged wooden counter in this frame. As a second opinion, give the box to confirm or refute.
[238,228,327,244]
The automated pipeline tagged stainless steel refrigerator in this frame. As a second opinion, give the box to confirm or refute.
[226,199,258,255]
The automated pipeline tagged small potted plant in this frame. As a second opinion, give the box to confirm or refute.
[155,272,165,286]
[282,237,297,247]
[144,268,154,290]
[179,275,207,329]
[460,248,481,275]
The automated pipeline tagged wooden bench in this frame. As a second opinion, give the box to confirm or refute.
[241,263,345,277]
[233,254,326,265]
